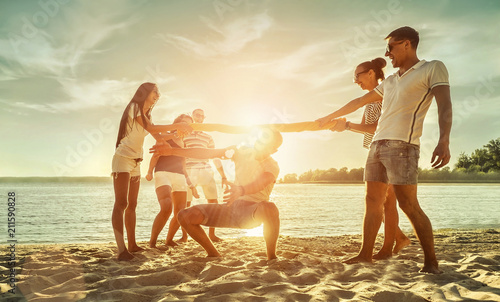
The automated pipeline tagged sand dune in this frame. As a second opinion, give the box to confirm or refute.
[1,229,499,301]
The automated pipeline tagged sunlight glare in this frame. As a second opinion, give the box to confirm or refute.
[245,225,264,237]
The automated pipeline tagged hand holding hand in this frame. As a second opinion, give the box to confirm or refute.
[330,118,347,132]
[316,116,332,127]
[222,145,237,159]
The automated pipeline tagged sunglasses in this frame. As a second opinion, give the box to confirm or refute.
[353,69,370,82]
[385,40,405,53]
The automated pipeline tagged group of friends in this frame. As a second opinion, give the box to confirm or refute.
[111,26,452,274]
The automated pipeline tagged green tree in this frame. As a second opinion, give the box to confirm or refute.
[455,152,473,170]
[282,173,298,183]
[484,138,500,171]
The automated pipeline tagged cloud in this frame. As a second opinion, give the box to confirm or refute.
[0,79,141,114]
[239,41,349,89]
[157,11,273,58]
[0,1,143,79]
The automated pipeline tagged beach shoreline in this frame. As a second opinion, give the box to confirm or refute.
[1,228,499,301]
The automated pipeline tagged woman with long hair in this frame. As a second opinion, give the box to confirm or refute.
[112,82,192,260]
[146,114,199,248]
[329,58,411,259]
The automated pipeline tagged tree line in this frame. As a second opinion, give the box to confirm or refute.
[279,138,500,183]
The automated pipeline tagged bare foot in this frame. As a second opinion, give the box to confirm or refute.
[209,235,223,242]
[343,255,372,264]
[373,251,392,260]
[393,237,411,254]
[420,264,442,274]
[117,250,134,261]
[206,252,222,258]
[267,254,277,261]
[128,245,145,253]
[176,237,188,243]
[166,240,179,247]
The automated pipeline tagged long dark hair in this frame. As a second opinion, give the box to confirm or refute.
[115,82,156,148]
[357,57,387,81]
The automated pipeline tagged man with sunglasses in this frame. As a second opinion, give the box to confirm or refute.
[317,26,452,274]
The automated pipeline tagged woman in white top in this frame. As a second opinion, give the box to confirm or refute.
[331,58,411,259]
[111,82,192,260]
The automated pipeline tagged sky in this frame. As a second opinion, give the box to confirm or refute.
[1,0,499,178]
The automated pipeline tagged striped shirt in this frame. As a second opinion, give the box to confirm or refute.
[362,102,382,149]
[183,131,215,168]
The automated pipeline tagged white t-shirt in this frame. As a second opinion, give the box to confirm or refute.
[114,103,148,159]
[373,60,449,146]
[233,147,280,202]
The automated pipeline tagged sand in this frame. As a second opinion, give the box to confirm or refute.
[1,229,499,302]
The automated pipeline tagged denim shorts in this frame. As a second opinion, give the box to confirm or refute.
[111,154,141,177]
[364,140,420,185]
[196,199,262,229]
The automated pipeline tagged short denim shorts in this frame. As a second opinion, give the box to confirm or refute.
[364,140,420,185]
[111,154,141,177]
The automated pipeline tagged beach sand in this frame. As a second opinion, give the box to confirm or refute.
[1,229,499,302]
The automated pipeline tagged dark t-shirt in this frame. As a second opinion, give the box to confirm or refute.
[154,140,184,174]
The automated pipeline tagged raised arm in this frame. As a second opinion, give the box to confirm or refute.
[316,90,382,126]
[149,144,229,160]
[331,118,378,134]
[134,116,192,138]
[430,85,452,169]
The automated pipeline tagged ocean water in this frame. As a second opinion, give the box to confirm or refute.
[1,182,499,244]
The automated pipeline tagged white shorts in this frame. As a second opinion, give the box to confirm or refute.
[111,154,141,177]
[154,171,188,192]
[186,167,218,202]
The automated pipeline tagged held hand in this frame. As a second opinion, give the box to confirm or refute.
[191,186,200,199]
[431,141,451,169]
[223,181,242,206]
[222,145,237,159]
[149,142,172,155]
[316,116,332,127]
[145,173,153,181]
[330,118,346,132]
